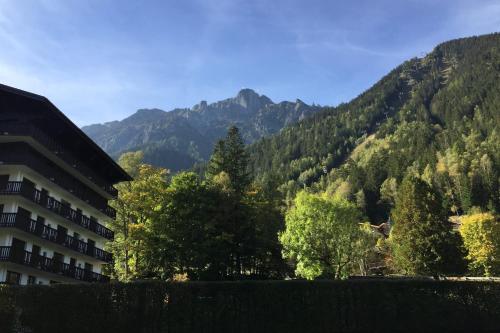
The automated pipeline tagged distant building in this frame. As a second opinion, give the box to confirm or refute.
[369,220,392,238]
[0,84,131,284]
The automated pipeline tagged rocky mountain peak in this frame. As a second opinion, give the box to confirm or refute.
[193,100,208,111]
[234,89,273,109]
[82,88,320,171]
[122,108,167,125]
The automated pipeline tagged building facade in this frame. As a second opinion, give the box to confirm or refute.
[0,84,131,284]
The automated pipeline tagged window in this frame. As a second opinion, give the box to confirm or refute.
[53,252,64,262]
[61,199,71,218]
[0,175,9,190]
[6,271,21,285]
[27,276,37,285]
[74,232,80,240]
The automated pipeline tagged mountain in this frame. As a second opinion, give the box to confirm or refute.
[249,33,500,223]
[82,89,320,171]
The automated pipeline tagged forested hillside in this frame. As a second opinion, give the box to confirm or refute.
[104,33,499,282]
[83,89,320,171]
[249,33,500,223]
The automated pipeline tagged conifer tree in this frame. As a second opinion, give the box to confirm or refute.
[389,175,466,275]
[206,139,227,179]
[206,126,250,194]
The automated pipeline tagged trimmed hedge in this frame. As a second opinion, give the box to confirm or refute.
[1,280,500,332]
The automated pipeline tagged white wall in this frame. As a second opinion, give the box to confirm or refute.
[0,228,103,271]
[0,264,78,285]
[2,165,111,222]
[0,165,116,283]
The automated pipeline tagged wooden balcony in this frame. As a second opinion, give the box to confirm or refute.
[0,213,113,263]
[0,246,110,283]
[0,181,114,240]
[0,123,118,197]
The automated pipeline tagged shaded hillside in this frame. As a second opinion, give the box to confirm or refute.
[83,89,321,171]
[249,33,500,223]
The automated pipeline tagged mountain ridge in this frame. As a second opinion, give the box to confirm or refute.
[248,32,500,223]
[82,89,321,171]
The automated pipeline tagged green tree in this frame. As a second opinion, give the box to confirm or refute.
[247,34,500,224]
[380,177,398,207]
[206,126,250,194]
[206,140,227,180]
[148,172,226,279]
[148,171,287,280]
[459,212,500,276]
[389,176,466,275]
[108,151,169,281]
[279,191,366,279]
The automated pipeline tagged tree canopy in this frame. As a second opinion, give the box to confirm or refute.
[206,126,250,194]
[248,33,500,223]
[459,212,500,276]
[280,191,369,279]
[389,176,467,275]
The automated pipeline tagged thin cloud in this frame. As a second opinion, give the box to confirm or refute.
[0,0,497,126]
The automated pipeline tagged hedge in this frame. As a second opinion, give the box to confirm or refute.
[1,280,500,332]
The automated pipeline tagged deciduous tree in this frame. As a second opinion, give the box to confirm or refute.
[459,212,500,276]
[280,191,366,279]
[108,151,169,280]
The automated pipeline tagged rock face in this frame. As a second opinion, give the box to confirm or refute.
[82,89,321,171]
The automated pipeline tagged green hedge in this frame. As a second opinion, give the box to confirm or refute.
[1,280,500,332]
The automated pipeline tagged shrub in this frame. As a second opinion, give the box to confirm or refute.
[0,280,499,333]
[460,212,500,276]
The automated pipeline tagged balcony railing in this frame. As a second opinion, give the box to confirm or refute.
[0,246,110,283]
[0,213,113,263]
[0,181,114,240]
[0,122,118,197]
[0,142,116,219]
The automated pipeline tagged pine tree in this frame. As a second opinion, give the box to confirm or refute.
[389,175,467,275]
[206,139,227,179]
[206,126,250,194]
[225,126,250,194]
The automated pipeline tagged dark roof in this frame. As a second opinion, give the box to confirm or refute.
[0,83,132,183]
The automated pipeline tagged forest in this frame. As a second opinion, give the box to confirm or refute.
[105,33,500,281]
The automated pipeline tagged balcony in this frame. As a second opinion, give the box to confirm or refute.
[0,142,116,219]
[0,181,114,240]
[0,246,110,283]
[0,213,113,263]
[0,123,118,197]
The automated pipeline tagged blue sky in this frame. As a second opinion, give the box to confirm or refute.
[0,0,499,126]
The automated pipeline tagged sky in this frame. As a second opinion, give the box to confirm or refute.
[0,0,499,126]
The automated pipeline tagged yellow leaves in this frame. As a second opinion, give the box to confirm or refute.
[118,151,145,178]
[172,273,189,282]
[110,153,171,281]
[332,181,353,201]
[211,171,233,194]
[436,152,448,173]
[129,223,146,233]
[459,212,500,276]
